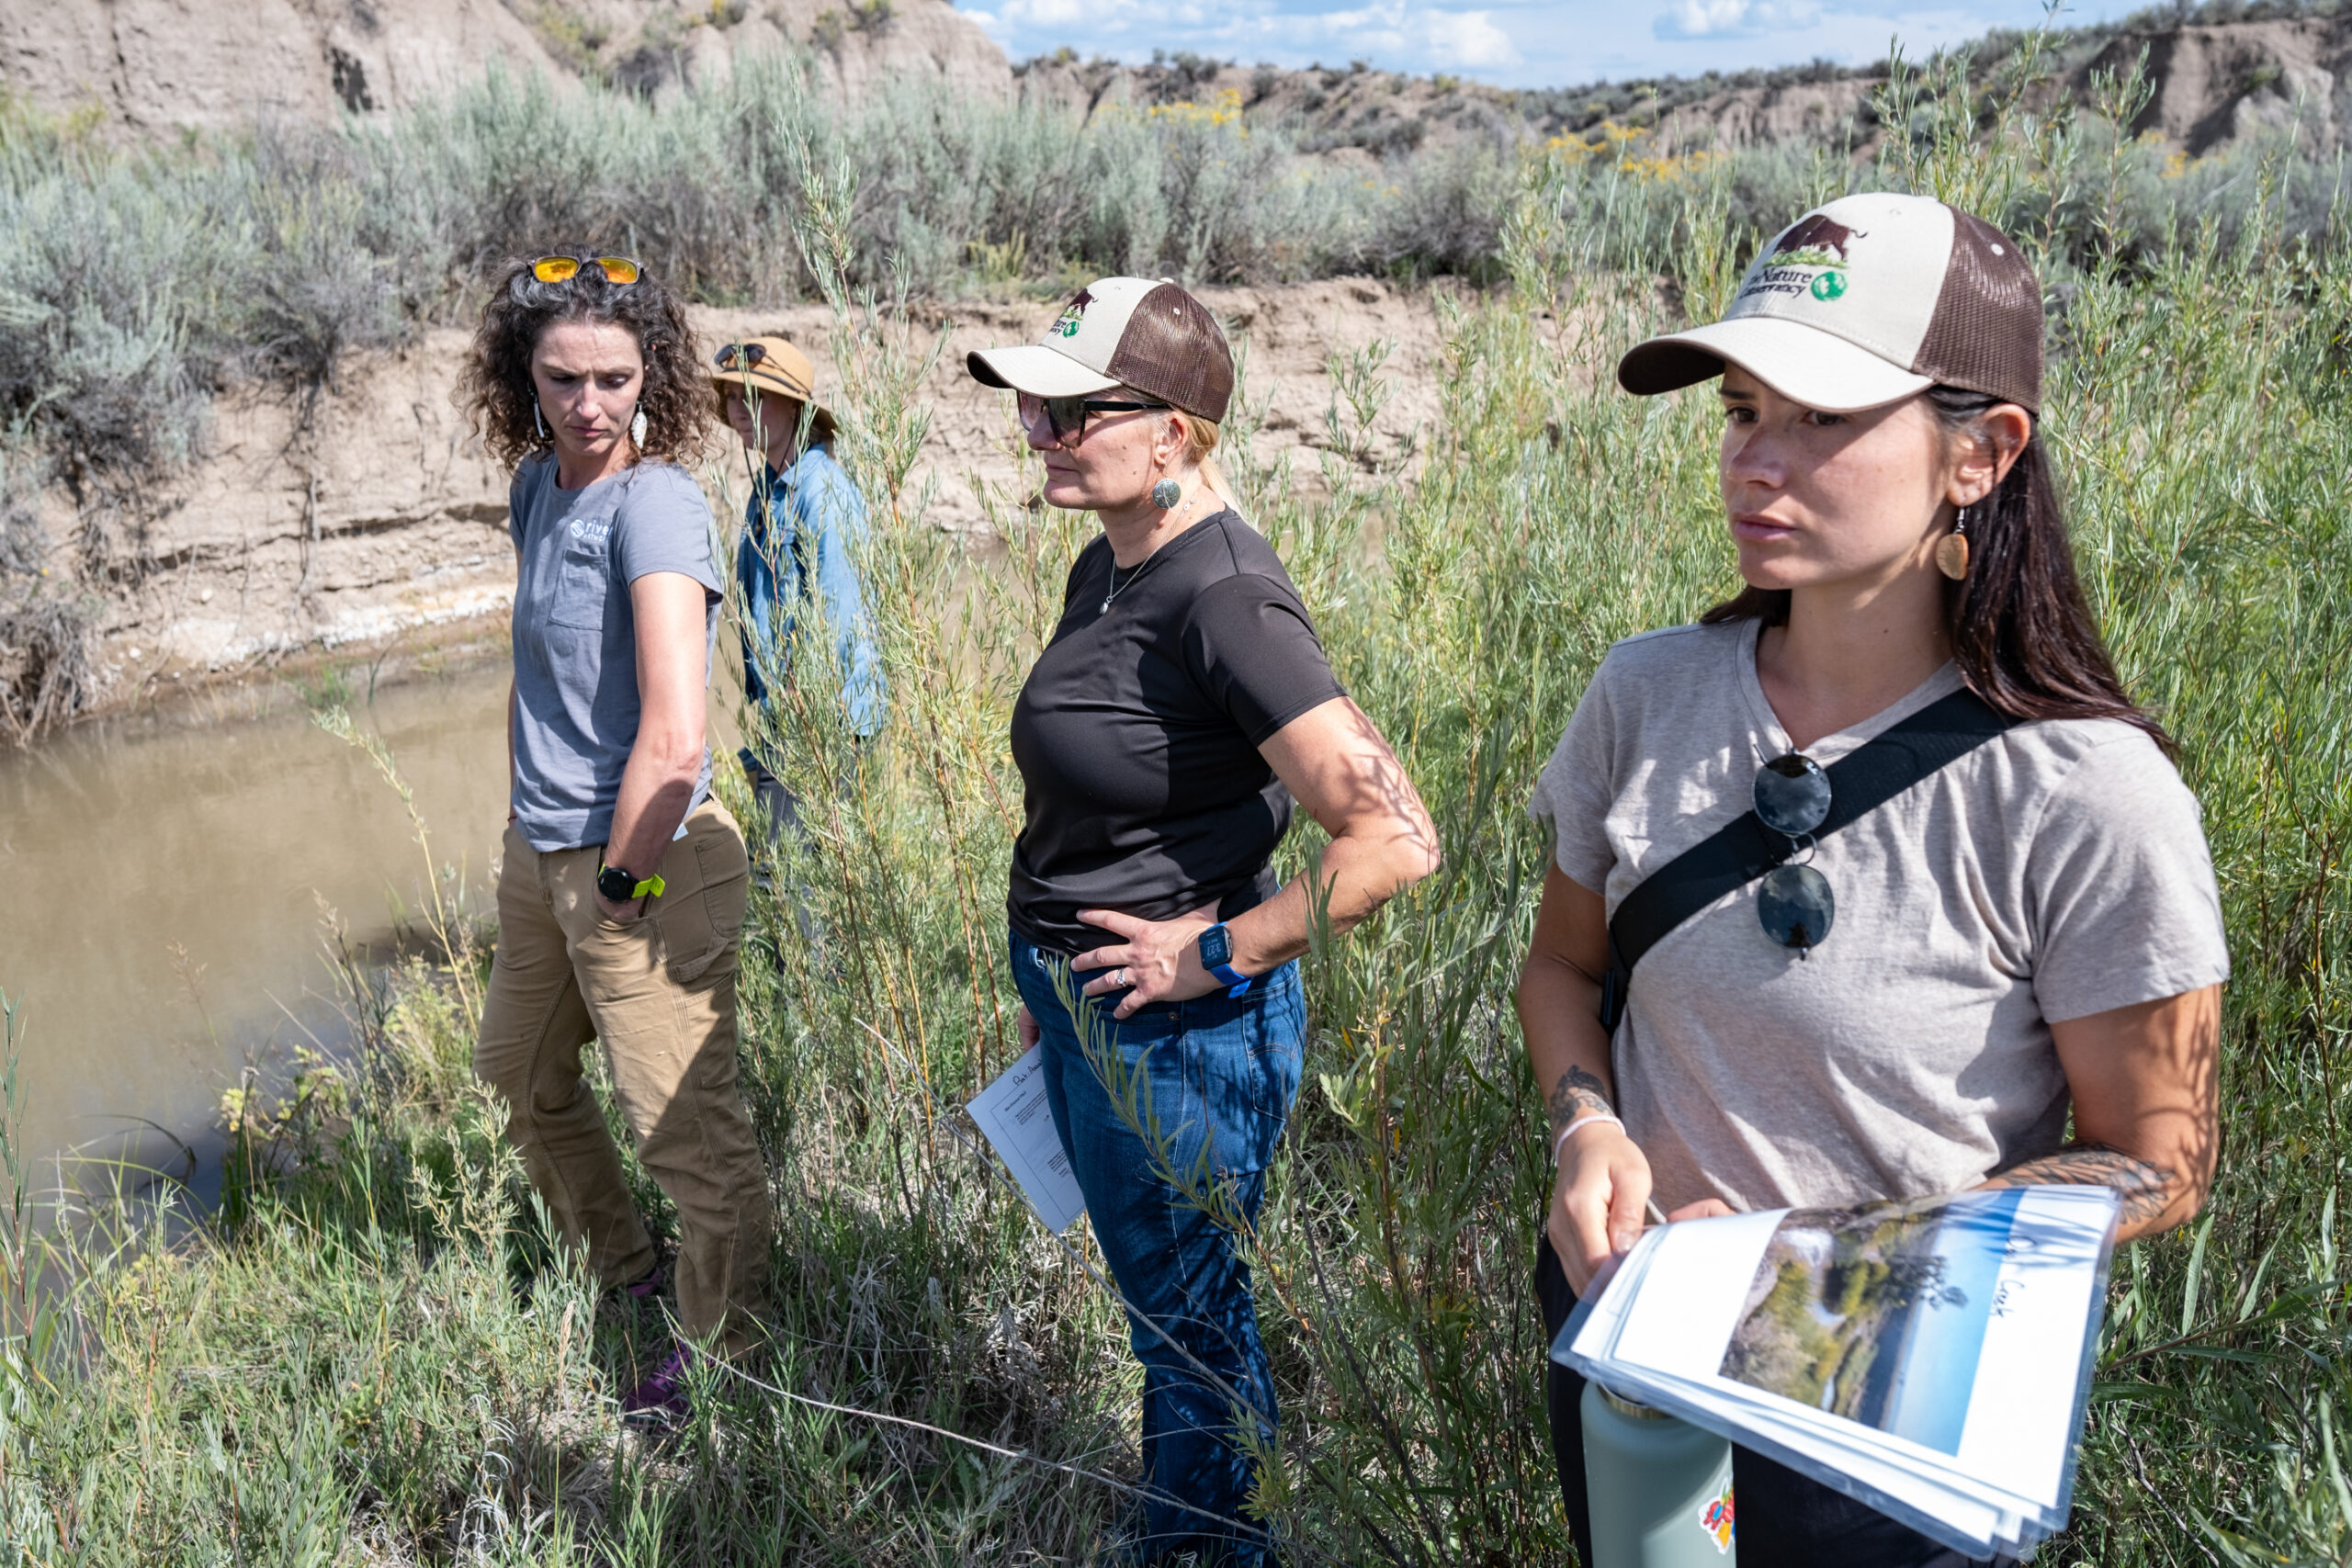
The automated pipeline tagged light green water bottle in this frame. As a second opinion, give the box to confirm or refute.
[1581,1381,1737,1566]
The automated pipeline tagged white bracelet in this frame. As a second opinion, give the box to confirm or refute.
[1551,1112,1623,1164]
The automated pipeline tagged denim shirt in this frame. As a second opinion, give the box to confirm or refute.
[737,445,887,746]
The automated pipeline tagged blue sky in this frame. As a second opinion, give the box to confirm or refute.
[953,0,2148,89]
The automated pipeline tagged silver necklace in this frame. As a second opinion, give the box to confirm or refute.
[1099,490,1200,614]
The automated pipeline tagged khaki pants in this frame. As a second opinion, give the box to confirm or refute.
[476,796,773,1357]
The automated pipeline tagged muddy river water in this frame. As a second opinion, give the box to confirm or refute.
[0,659,526,1201]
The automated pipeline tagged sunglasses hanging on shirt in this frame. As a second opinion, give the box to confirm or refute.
[1752,753,1836,953]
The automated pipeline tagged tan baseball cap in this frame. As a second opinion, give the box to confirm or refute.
[710,334,837,440]
[967,276,1235,423]
[1619,192,2043,415]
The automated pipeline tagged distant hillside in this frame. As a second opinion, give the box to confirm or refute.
[1013,1,2352,160]
[6,0,2346,159]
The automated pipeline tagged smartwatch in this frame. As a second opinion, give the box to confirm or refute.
[1196,923,1252,998]
[596,863,666,904]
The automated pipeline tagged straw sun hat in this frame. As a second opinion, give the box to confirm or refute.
[709,334,839,445]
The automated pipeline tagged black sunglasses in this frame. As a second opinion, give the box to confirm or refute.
[1752,753,1836,953]
[1016,392,1166,443]
[714,342,770,372]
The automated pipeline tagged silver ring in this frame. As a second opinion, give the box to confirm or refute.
[1115,968,1131,988]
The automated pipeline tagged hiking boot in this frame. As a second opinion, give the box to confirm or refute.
[620,1344,693,1431]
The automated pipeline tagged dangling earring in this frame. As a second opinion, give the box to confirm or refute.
[1936,504,1972,581]
[534,400,548,441]
[1150,477,1182,510]
[630,405,649,448]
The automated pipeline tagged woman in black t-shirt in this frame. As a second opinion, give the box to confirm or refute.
[969,278,1440,1565]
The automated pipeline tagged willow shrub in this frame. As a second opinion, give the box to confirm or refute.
[1,62,2349,1568]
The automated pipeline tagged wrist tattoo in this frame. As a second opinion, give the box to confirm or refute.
[1547,1065,1616,1137]
[1986,1143,2175,1226]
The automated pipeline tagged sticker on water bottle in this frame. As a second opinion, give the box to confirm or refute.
[1700,1477,1735,1552]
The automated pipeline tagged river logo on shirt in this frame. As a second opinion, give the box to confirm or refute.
[569,517,613,546]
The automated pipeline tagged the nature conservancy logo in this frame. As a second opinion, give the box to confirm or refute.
[1742,213,1865,304]
[1050,287,1094,338]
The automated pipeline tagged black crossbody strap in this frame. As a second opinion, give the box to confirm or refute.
[1597,688,2015,1030]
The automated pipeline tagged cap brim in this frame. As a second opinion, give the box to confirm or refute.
[711,365,819,400]
[966,344,1122,399]
[708,373,837,434]
[1619,317,1932,414]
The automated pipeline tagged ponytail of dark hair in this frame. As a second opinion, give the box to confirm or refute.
[1698,386,2171,752]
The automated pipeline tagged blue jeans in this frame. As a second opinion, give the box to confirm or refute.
[1010,932,1306,1566]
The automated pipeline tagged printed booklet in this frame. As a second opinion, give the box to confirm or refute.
[1552,1186,2121,1559]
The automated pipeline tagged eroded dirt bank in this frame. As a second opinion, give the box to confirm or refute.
[55,277,1454,716]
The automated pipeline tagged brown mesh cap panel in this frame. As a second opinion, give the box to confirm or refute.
[1913,211,2044,412]
[1103,283,1236,423]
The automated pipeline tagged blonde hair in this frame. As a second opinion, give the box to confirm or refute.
[1166,409,1238,514]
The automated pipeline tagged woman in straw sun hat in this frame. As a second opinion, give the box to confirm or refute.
[709,333,885,858]
[1518,193,2228,1562]
[458,253,772,1430]
[970,276,1440,1564]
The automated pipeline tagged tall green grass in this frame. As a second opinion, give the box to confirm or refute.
[1,46,2348,1566]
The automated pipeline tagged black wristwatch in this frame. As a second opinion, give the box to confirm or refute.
[1196,923,1252,998]
[597,863,664,904]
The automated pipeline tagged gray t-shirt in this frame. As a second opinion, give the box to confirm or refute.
[1529,618,2230,1216]
[508,455,721,852]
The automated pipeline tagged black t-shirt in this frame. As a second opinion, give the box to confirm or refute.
[1008,511,1346,954]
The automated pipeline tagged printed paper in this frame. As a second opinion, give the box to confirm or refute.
[967,1044,1087,1235]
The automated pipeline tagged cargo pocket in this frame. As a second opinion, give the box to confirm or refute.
[655,811,750,985]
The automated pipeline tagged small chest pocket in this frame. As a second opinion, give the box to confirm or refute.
[548,527,613,630]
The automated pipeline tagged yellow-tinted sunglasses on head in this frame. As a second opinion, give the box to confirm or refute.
[528,254,642,286]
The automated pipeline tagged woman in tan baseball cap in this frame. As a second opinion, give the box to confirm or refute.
[1517,194,2226,1562]
[971,277,1440,1564]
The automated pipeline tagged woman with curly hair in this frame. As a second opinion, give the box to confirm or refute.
[460,253,770,1428]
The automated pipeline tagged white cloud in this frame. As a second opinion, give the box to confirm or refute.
[1654,0,1821,40]
[998,0,1129,26]
[1658,0,1753,37]
[1423,11,1519,68]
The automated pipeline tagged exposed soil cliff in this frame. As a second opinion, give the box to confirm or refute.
[2084,17,2352,153]
[48,279,1449,711]
[0,0,1010,135]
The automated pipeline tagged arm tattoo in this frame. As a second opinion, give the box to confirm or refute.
[1984,1143,2175,1226]
[1547,1065,1616,1137]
